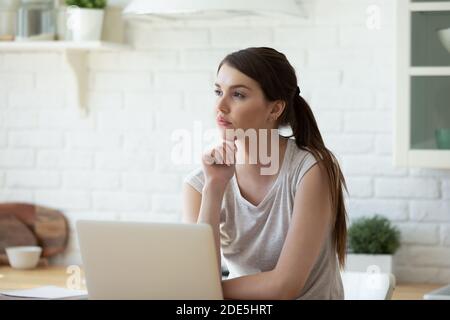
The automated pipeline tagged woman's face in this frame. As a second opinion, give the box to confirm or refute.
[214,64,280,134]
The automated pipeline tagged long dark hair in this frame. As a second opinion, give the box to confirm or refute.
[218,47,348,269]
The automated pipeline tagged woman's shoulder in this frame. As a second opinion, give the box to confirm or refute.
[287,139,319,170]
[286,139,320,188]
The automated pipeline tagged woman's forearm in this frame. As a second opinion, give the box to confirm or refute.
[197,182,226,273]
[222,270,288,300]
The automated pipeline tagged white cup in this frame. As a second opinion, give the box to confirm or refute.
[5,246,42,270]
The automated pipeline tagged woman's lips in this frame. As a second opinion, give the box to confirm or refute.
[217,117,232,127]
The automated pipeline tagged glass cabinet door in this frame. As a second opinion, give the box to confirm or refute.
[410,4,450,152]
[410,76,450,150]
[411,11,450,66]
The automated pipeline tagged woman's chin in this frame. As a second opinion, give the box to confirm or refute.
[218,127,237,140]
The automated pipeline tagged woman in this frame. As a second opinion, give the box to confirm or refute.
[182,47,348,300]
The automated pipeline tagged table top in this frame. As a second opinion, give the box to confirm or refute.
[0,265,86,290]
[0,265,446,300]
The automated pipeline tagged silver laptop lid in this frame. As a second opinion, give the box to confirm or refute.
[77,220,223,300]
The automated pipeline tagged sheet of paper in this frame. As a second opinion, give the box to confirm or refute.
[0,286,88,299]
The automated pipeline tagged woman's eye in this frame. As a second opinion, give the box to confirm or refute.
[214,90,245,99]
[234,92,245,99]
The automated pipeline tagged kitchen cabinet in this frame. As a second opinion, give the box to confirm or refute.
[396,0,450,168]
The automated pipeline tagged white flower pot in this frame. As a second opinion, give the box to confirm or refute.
[345,253,393,274]
[66,7,104,41]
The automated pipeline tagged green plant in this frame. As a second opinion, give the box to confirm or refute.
[65,0,107,9]
[348,215,401,254]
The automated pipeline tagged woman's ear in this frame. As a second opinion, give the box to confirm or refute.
[269,100,286,122]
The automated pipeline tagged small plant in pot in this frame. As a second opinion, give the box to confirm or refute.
[65,0,107,41]
[346,215,401,274]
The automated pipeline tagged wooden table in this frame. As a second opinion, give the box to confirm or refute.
[0,265,86,299]
[391,283,445,300]
[0,266,445,300]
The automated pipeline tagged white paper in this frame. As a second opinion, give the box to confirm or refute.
[0,286,88,299]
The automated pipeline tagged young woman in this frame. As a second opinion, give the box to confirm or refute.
[182,47,348,300]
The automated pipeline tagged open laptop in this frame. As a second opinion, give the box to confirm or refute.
[76,220,223,300]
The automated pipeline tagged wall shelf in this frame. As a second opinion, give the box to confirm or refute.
[410,2,450,11]
[396,0,450,169]
[0,41,130,117]
[409,67,450,75]
[0,41,128,51]
[407,149,450,168]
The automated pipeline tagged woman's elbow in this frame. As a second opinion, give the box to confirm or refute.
[271,272,304,300]
[277,285,303,300]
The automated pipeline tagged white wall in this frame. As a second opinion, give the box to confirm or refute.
[0,0,449,283]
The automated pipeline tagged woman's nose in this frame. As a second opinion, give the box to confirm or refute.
[216,97,230,114]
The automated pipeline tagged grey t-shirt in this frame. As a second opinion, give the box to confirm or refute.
[183,138,344,300]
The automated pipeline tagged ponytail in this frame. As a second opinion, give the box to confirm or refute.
[287,90,348,269]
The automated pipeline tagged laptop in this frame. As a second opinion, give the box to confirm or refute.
[76,220,223,300]
[423,284,450,300]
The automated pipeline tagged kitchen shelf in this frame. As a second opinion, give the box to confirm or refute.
[0,41,130,117]
[0,41,128,51]
[410,2,450,11]
[396,0,450,169]
[407,149,450,168]
[409,67,450,75]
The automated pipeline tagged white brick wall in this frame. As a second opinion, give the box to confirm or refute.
[410,201,450,222]
[375,178,440,199]
[0,91,6,109]
[345,177,373,198]
[9,131,64,148]
[1,0,449,283]
[275,26,339,47]
[395,223,440,245]
[442,225,450,246]
[3,53,63,72]
[211,27,273,48]
[37,150,93,169]
[92,191,151,212]
[0,149,34,168]
[0,73,34,90]
[9,90,65,109]
[444,180,450,199]
[6,171,60,188]
[127,26,210,49]
[35,190,91,210]
[345,199,409,222]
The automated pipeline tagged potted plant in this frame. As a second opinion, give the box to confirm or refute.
[346,215,401,274]
[64,0,107,41]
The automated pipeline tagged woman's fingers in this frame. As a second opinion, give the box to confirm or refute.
[224,142,236,166]
[203,140,237,166]
[219,141,236,166]
[202,152,215,165]
[213,147,224,165]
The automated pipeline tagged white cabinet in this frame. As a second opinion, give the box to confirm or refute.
[396,0,450,168]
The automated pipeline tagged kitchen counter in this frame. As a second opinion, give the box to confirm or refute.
[0,266,446,300]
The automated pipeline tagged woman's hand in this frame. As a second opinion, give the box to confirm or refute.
[202,137,237,190]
